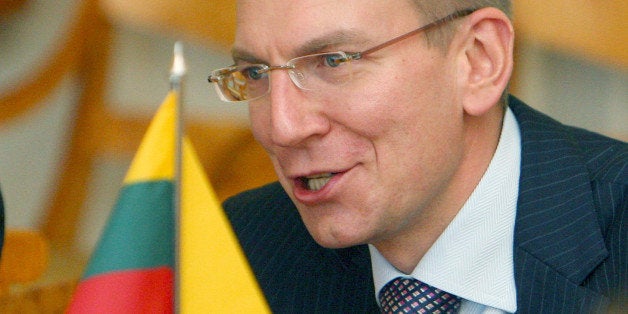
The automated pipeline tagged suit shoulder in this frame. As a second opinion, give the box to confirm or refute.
[224,182,290,213]
[509,95,627,185]
[572,130,627,185]
[223,182,302,228]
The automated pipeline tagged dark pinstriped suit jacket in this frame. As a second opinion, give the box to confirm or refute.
[224,96,627,313]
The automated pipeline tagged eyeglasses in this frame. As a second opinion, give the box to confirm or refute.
[208,8,476,103]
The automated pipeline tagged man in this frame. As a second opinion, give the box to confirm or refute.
[209,1,627,312]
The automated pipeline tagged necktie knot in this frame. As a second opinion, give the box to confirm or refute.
[378,277,461,314]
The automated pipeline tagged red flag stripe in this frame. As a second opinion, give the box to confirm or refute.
[67,267,174,313]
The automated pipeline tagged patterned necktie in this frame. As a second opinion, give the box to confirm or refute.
[378,277,461,314]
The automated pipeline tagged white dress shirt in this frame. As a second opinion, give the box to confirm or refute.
[370,107,521,313]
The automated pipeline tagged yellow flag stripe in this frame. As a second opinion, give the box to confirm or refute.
[124,92,177,184]
[180,138,270,312]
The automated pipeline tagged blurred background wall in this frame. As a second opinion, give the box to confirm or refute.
[0,0,626,311]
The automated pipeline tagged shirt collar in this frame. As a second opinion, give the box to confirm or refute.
[370,107,521,312]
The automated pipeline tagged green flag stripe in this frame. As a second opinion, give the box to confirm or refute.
[83,181,175,279]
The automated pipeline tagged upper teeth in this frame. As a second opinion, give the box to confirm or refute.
[304,173,334,191]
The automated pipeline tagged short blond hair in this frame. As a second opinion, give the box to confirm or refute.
[412,0,512,48]
[411,0,513,106]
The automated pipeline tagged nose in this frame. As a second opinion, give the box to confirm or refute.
[267,70,330,147]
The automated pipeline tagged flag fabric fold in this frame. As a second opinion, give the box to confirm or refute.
[67,92,269,313]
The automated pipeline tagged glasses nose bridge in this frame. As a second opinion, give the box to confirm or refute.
[267,63,306,90]
[267,63,295,71]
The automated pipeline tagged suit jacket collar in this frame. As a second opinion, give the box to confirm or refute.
[509,96,610,312]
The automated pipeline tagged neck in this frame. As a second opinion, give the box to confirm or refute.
[373,106,505,274]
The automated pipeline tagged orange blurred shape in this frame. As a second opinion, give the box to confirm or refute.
[0,230,49,295]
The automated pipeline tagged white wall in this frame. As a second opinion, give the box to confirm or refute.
[516,43,627,140]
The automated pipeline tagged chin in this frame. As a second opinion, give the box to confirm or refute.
[293,198,376,248]
[312,235,361,249]
[304,220,371,249]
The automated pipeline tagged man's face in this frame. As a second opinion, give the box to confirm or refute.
[234,0,468,248]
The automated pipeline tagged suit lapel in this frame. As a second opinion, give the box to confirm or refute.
[509,97,610,313]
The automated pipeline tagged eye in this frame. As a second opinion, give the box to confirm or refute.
[243,66,267,80]
[323,54,346,67]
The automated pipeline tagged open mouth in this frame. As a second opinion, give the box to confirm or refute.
[299,173,337,191]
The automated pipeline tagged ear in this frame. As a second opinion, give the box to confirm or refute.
[455,8,514,116]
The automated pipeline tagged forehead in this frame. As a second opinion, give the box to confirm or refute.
[233,0,422,61]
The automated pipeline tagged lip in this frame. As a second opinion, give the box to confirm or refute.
[291,169,349,205]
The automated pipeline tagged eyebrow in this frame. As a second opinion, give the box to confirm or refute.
[295,29,365,56]
[231,46,264,65]
[231,29,368,65]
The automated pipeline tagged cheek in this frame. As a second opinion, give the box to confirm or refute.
[351,57,464,186]
[346,55,452,125]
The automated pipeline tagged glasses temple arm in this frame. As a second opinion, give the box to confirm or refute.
[352,8,477,60]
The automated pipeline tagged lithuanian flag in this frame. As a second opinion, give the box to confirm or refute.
[67,92,269,313]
